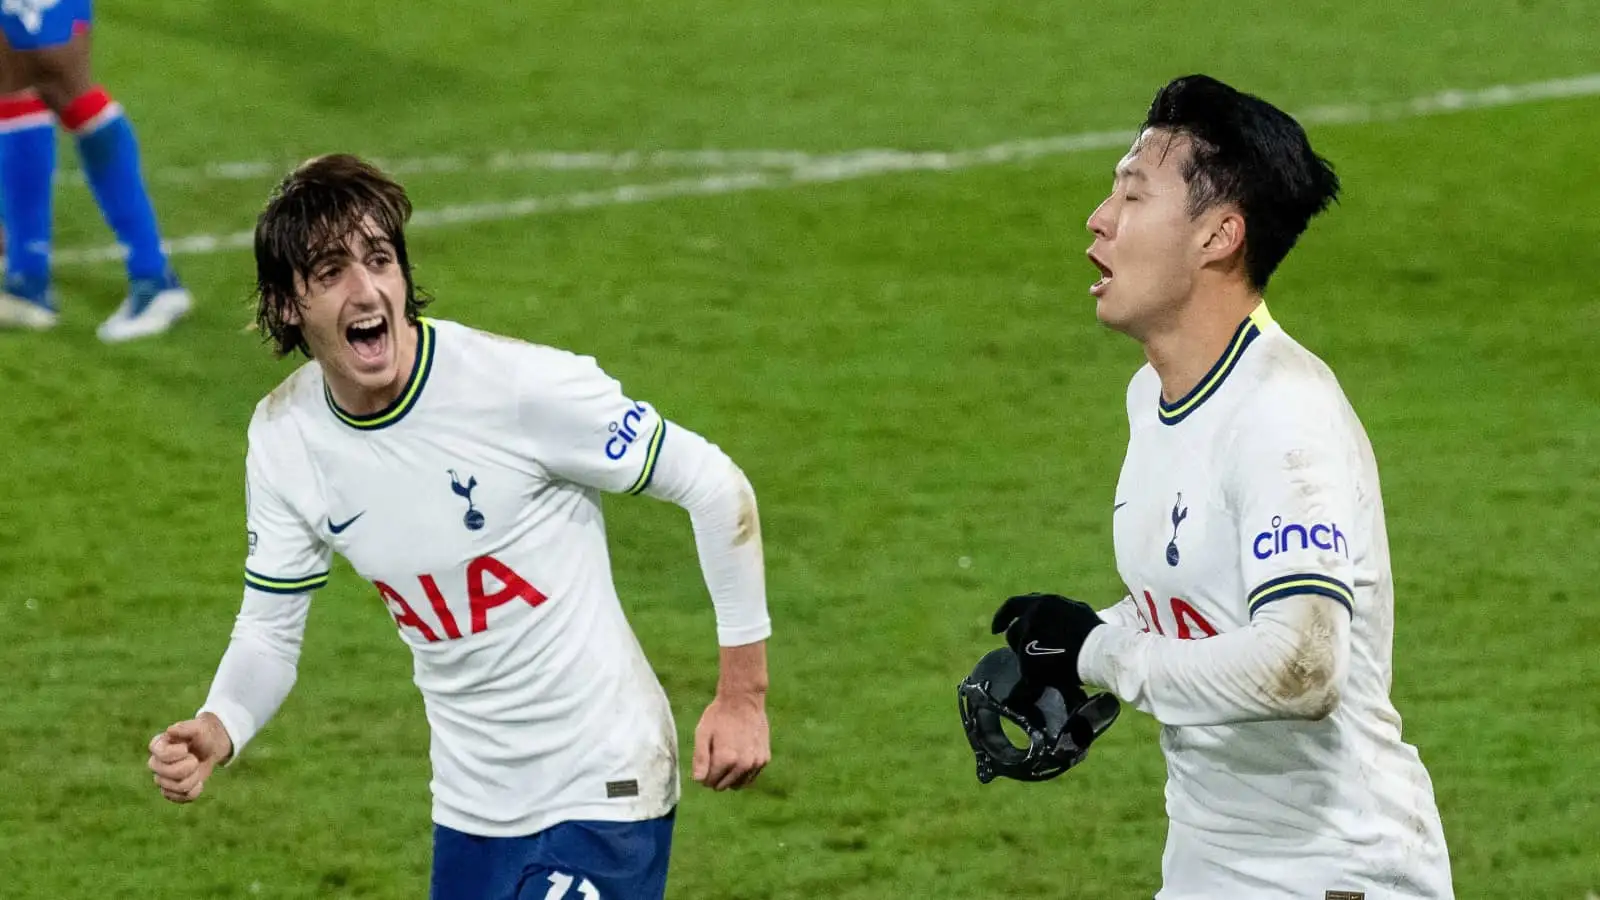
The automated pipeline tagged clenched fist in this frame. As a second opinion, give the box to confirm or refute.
[148,713,233,803]
[692,690,770,791]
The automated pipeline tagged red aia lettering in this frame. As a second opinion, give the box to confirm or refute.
[1140,591,1218,640]
[1142,592,1165,636]
[466,555,549,634]
[1171,597,1219,640]
[419,574,463,640]
[376,580,441,643]
[1132,597,1156,634]
[375,555,548,641]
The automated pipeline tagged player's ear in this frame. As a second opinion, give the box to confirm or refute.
[281,296,304,327]
[1199,206,1246,267]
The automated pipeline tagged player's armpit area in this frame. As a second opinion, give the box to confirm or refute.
[1078,594,1350,727]
[1097,594,1142,628]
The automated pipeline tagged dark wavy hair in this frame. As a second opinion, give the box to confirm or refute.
[252,154,430,357]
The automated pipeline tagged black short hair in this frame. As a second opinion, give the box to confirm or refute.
[1142,74,1340,291]
[252,154,430,358]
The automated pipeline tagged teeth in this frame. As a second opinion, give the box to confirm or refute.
[349,315,383,331]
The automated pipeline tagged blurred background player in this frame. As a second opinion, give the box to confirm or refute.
[0,0,190,340]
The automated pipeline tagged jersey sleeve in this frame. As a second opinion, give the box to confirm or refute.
[1228,378,1360,619]
[242,415,332,595]
[519,349,669,495]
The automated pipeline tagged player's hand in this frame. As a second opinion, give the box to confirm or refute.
[692,691,770,791]
[991,592,1104,692]
[148,713,233,804]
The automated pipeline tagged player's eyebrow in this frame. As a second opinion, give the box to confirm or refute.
[1115,165,1150,184]
[305,244,352,270]
[305,231,392,270]
[347,223,396,256]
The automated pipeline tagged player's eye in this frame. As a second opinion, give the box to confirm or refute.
[315,265,341,283]
[368,252,393,268]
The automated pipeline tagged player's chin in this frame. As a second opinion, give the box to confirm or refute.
[1093,282,1148,334]
[1092,287,1126,330]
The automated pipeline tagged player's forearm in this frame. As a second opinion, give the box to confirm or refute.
[644,425,772,646]
[196,589,309,759]
[1078,595,1350,726]
[689,472,771,646]
[716,640,769,697]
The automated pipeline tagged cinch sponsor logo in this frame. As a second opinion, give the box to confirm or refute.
[605,401,650,460]
[1253,516,1349,560]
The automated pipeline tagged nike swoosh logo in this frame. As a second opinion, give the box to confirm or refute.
[1113,501,1128,512]
[328,512,365,534]
[1025,641,1067,655]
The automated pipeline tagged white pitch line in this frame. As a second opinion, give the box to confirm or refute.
[49,72,1600,267]
[1296,71,1600,124]
[55,149,837,187]
[61,71,1600,187]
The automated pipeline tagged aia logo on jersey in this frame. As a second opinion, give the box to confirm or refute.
[375,554,547,642]
[448,469,485,531]
[1253,516,1349,560]
[1135,590,1218,640]
[1166,492,1189,567]
[605,401,650,460]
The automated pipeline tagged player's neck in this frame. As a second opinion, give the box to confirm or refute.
[324,321,422,416]
[1143,286,1262,405]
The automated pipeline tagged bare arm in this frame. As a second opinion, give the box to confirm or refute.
[716,640,769,697]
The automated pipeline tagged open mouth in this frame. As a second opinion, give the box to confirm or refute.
[1088,252,1114,298]
[345,313,390,366]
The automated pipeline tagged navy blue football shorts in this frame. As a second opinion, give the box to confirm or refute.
[431,810,675,900]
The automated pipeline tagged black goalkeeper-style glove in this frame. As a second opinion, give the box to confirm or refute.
[990,592,1104,692]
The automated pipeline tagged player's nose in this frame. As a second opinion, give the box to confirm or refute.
[1086,196,1115,239]
[346,261,381,298]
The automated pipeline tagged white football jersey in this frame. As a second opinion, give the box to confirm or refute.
[1109,304,1452,897]
[238,317,684,838]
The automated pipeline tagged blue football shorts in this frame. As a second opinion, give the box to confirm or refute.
[431,810,675,900]
[0,0,92,51]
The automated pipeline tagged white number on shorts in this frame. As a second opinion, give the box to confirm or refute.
[543,872,601,900]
